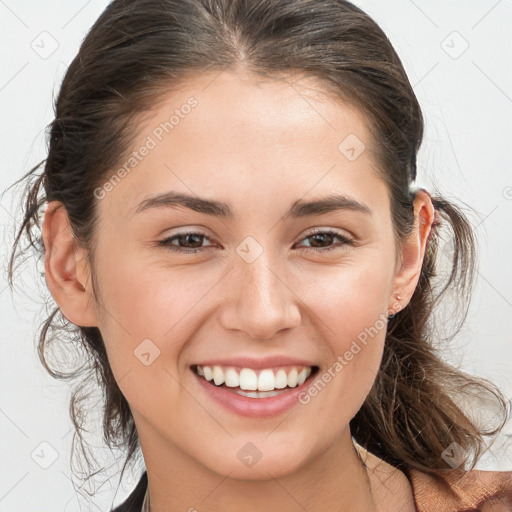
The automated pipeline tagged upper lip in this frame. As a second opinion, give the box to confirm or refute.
[192,356,318,369]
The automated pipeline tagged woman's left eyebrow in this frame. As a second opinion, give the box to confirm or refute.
[132,191,372,219]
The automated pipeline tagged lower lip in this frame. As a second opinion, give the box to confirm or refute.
[192,369,316,418]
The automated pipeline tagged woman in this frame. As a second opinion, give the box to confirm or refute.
[7,0,511,511]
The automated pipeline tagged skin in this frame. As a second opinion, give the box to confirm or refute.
[42,70,434,511]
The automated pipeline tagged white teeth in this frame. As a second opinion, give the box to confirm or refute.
[274,369,288,389]
[297,368,309,386]
[257,369,275,391]
[287,368,298,388]
[203,366,213,381]
[194,365,313,392]
[236,389,287,398]
[224,368,240,388]
[239,368,258,390]
[213,365,224,386]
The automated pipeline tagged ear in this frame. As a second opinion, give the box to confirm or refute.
[42,201,98,327]
[389,189,435,312]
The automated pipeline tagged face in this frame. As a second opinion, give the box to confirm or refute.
[46,70,429,481]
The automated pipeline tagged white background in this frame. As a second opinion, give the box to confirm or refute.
[1,1,511,511]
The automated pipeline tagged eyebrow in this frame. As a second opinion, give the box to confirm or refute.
[134,191,372,219]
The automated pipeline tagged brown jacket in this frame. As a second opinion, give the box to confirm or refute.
[406,468,512,511]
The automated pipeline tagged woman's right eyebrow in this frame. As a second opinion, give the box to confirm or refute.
[134,191,232,218]
[132,191,373,219]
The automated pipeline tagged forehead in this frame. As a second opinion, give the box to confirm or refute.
[97,70,386,222]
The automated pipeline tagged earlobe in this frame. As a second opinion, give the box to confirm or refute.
[389,190,435,310]
[42,201,98,327]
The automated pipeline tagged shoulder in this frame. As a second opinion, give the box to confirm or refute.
[405,467,512,512]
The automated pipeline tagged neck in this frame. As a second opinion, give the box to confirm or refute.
[139,425,381,512]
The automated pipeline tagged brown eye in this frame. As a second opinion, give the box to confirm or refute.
[158,232,213,253]
[296,229,355,253]
[157,229,355,255]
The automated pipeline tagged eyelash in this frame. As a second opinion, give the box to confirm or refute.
[157,229,356,254]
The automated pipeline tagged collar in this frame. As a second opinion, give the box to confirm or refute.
[141,485,150,512]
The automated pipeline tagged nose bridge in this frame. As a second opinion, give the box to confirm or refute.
[219,243,300,339]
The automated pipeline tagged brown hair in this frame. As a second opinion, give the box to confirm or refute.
[6,0,509,503]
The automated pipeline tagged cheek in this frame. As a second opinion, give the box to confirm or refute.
[92,253,224,387]
[294,255,392,418]
[295,251,394,341]
[301,303,386,444]
[91,259,195,423]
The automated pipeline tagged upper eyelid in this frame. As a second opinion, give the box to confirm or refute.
[160,227,352,238]
[159,228,355,247]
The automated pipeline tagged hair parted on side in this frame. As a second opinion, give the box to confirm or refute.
[6,0,509,501]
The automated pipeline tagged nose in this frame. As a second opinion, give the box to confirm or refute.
[217,251,301,340]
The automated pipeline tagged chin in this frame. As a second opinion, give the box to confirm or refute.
[196,437,315,481]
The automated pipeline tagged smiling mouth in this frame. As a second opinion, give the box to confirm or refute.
[191,364,319,398]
